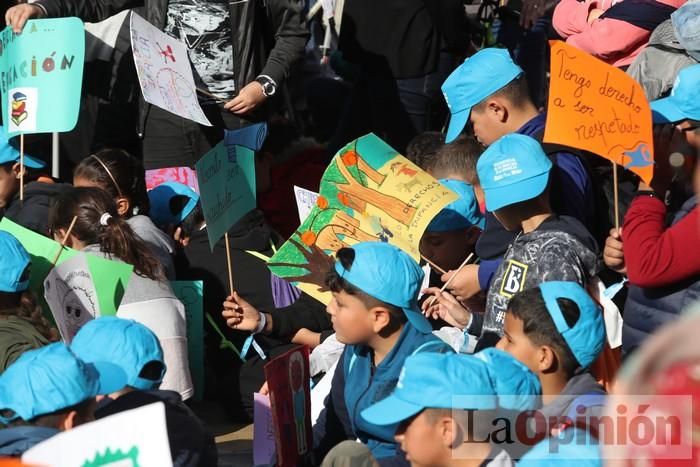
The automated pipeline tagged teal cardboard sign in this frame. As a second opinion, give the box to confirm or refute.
[0,18,85,137]
[195,141,256,249]
[170,281,204,401]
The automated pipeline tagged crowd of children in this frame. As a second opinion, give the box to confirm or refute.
[0,0,699,465]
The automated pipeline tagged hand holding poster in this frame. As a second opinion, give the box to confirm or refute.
[544,41,654,185]
[23,402,173,467]
[130,12,211,126]
[264,346,312,467]
[0,18,85,136]
[268,133,458,304]
[195,141,256,249]
[44,254,100,344]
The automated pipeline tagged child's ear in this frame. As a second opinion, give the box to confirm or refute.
[11,162,24,179]
[115,197,131,217]
[443,417,460,448]
[370,306,392,334]
[487,99,508,123]
[538,345,557,373]
[60,410,78,431]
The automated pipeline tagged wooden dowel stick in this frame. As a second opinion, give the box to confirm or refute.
[50,215,78,266]
[612,161,620,231]
[421,255,447,275]
[426,252,475,308]
[225,232,234,296]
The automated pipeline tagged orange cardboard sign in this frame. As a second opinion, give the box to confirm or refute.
[544,41,654,185]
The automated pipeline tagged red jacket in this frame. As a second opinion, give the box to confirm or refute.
[622,195,700,288]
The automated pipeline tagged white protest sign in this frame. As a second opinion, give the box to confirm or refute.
[130,12,211,126]
[23,402,173,467]
[293,185,319,224]
[44,253,100,344]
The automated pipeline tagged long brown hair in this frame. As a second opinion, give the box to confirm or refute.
[0,291,59,342]
[48,187,163,280]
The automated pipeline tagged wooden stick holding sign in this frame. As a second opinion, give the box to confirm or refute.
[19,134,24,202]
[225,232,235,295]
[421,255,447,275]
[196,87,227,104]
[613,162,620,230]
[425,252,475,308]
[50,215,78,267]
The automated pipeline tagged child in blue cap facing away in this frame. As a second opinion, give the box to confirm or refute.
[0,231,58,371]
[0,342,127,456]
[0,128,68,235]
[438,49,594,314]
[472,134,599,349]
[308,242,453,466]
[498,282,607,436]
[353,349,541,467]
[70,317,218,467]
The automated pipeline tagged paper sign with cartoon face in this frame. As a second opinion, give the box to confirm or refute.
[44,253,100,343]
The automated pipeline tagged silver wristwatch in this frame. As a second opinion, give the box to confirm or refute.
[255,75,277,97]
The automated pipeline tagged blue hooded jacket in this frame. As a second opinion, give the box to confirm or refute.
[310,324,453,466]
[0,426,58,456]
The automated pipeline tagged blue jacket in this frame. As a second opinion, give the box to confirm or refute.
[310,324,453,466]
[0,426,58,456]
[623,197,700,354]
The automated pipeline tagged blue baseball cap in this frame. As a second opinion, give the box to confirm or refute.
[475,348,541,411]
[0,343,127,423]
[335,242,431,333]
[518,428,601,465]
[0,127,45,169]
[673,2,700,63]
[0,231,31,293]
[650,64,700,123]
[539,281,605,369]
[71,317,166,391]
[442,48,523,143]
[361,353,498,426]
[477,134,552,212]
[147,182,200,228]
[427,179,485,232]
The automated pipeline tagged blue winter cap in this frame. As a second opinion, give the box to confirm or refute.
[335,242,431,333]
[477,134,552,212]
[0,343,127,423]
[71,317,166,391]
[539,281,605,369]
[475,348,541,411]
[361,353,498,426]
[650,64,700,123]
[442,48,523,143]
[0,127,45,169]
[672,2,700,63]
[518,428,601,465]
[0,231,31,293]
[427,179,485,232]
[148,181,200,227]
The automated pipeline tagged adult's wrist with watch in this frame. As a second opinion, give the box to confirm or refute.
[255,75,277,97]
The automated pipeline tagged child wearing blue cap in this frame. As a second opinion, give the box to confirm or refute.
[74,149,176,279]
[498,282,607,435]
[472,134,599,348]
[0,342,127,456]
[307,242,453,465]
[0,231,58,371]
[439,49,595,312]
[353,351,541,466]
[0,127,68,235]
[70,317,218,466]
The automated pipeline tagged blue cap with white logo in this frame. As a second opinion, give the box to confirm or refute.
[477,134,552,212]
[427,179,485,232]
[475,348,542,411]
[0,231,31,293]
[0,127,45,169]
[539,281,606,369]
[442,48,523,143]
[361,353,498,426]
[148,181,200,228]
[650,64,700,123]
[71,317,166,391]
[335,242,432,333]
[0,343,127,423]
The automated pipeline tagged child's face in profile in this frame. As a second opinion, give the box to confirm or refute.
[497,312,540,374]
[326,290,376,345]
[395,411,448,467]
[0,164,20,209]
[420,227,480,272]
